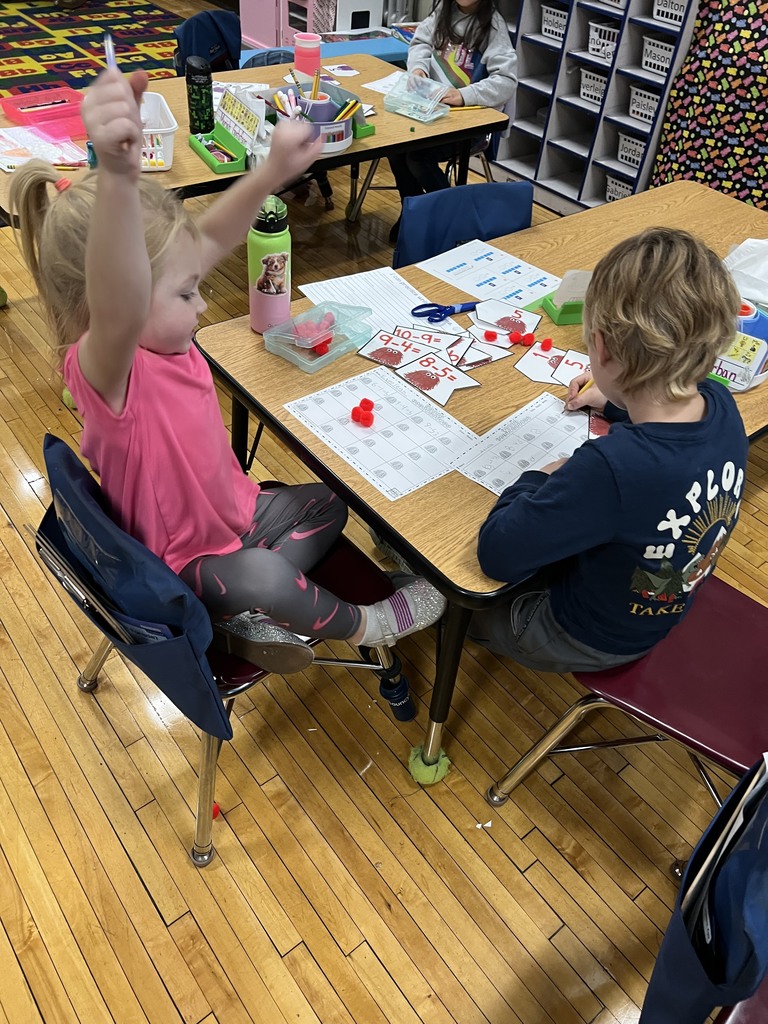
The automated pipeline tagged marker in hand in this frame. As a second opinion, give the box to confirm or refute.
[103,32,117,69]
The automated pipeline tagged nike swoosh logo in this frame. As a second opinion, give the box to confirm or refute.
[312,603,339,631]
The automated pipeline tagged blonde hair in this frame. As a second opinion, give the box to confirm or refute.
[9,160,198,364]
[585,227,740,402]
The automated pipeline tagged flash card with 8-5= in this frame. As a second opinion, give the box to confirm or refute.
[396,352,481,405]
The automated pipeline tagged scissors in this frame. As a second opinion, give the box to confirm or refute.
[411,301,478,324]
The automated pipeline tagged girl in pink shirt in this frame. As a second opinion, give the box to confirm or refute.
[11,66,445,673]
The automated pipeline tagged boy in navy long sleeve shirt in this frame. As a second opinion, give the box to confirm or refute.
[468,227,748,673]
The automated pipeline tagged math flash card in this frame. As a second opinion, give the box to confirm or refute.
[551,349,591,387]
[396,352,481,405]
[458,341,512,370]
[393,324,465,354]
[515,341,566,383]
[359,330,436,367]
[471,301,542,335]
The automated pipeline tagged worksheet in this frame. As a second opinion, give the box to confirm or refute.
[285,366,478,500]
[416,239,561,310]
[455,392,589,495]
[300,267,462,336]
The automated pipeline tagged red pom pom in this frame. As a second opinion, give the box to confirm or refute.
[359,397,374,411]
[212,802,220,819]
[360,410,374,427]
[483,329,497,342]
[522,332,535,347]
[540,337,553,352]
[351,405,362,421]
[314,342,330,355]
[508,331,523,344]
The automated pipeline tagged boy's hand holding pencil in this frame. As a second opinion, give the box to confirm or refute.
[565,372,607,412]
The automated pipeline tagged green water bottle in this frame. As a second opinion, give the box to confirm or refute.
[248,195,291,334]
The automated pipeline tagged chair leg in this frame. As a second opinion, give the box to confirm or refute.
[479,152,494,183]
[191,731,223,866]
[77,636,113,692]
[345,159,381,222]
[486,694,610,806]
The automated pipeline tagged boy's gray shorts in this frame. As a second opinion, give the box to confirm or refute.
[467,581,645,675]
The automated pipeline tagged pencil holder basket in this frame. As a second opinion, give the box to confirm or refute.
[275,108,353,154]
[298,93,337,122]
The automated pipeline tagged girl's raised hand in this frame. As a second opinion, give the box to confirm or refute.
[265,119,323,189]
[82,68,149,177]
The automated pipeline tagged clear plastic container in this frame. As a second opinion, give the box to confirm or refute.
[384,72,449,122]
[263,301,373,372]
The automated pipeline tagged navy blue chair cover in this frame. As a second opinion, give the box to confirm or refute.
[392,179,534,270]
[41,434,233,741]
[640,758,768,1023]
[173,11,242,75]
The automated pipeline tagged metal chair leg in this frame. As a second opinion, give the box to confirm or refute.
[77,635,113,692]
[191,731,222,867]
[345,159,381,222]
[486,694,610,806]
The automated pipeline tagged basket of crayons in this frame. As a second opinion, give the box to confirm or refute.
[268,72,362,154]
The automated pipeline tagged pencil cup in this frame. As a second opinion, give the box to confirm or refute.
[298,93,336,122]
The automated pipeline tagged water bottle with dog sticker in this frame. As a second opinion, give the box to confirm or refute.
[248,196,291,334]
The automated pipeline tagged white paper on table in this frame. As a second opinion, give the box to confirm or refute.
[415,239,561,308]
[300,267,462,336]
[361,70,404,94]
[284,366,478,500]
[454,392,589,495]
[323,63,360,76]
[550,349,591,387]
[515,341,567,383]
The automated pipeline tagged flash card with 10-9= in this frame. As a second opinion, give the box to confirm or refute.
[393,324,465,354]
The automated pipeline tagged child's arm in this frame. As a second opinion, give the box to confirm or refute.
[79,68,151,411]
[477,444,621,584]
[407,11,437,77]
[196,121,322,277]
[455,15,517,109]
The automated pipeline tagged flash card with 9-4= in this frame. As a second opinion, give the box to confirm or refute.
[359,330,436,368]
[396,352,481,405]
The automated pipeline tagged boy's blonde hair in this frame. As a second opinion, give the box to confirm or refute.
[9,160,198,364]
[585,227,740,402]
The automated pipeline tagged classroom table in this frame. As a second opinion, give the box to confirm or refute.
[196,180,768,768]
[0,54,506,219]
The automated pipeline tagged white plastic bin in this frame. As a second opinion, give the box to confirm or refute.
[617,131,644,168]
[641,34,675,74]
[588,20,620,61]
[652,0,686,26]
[606,174,633,202]
[541,3,567,41]
[139,92,177,171]
[580,67,608,105]
[629,83,661,123]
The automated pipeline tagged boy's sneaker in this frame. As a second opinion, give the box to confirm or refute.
[368,526,414,574]
[212,612,314,674]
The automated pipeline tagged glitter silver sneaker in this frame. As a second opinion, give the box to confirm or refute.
[212,612,314,674]
[369,576,447,647]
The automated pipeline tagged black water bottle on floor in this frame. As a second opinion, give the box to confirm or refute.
[185,56,214,135]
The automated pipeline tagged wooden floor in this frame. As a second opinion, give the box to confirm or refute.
[1,108,764,1024]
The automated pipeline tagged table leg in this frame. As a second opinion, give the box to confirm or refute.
[454,140,471,187]
[231,397,249,471]
[421,601,472,764]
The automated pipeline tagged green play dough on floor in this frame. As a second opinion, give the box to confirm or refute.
[62,387,76,410]
[408,744,451,784]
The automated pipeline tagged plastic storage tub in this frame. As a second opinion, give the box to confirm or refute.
[588,20,620,62]
[606,174,633,202]
[617,131,644,168]
[139,92,178,171]
[540,4,568,41]
[263,301,373,372]
[641,34,675,75]
[580,68,608,105]
[628,83,661,123]
[652,0,686,26]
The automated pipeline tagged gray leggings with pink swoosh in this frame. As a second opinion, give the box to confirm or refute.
[179,483,362,639]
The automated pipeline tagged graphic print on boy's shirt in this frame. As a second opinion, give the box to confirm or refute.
[627,460,743,617]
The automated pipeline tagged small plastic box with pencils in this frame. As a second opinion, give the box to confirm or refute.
[271,73,374,152]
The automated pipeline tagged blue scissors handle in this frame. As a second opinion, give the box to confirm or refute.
[411,301,478,324]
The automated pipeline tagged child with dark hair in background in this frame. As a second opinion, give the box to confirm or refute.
[388,0,517,242]
[468,227,748,673]
[11,66,446,674]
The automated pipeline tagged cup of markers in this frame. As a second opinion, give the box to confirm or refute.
[270,87,359,154]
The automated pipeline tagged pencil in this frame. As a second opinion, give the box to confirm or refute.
[310,69,320,100]
[450,104,485,110]
[576,378,594,397]
[333,100,358,121]
[290,69,306,97]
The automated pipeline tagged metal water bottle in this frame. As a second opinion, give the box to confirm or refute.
[248,196,292,334]
[185,56,214,135]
